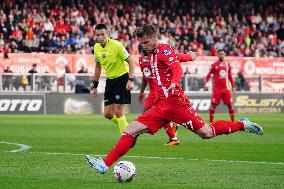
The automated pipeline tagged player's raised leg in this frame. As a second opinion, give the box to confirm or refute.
[240,118,263,135]
[195,117,263,139]
[86,121,149,174]
[172,104,263,139]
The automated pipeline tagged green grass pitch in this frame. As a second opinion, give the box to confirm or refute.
[0,113,283,189]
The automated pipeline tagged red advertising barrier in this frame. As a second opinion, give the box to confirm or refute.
[0,53,95,76]
[1,53,284,78]
[190,56,284,78]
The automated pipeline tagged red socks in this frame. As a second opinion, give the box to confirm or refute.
[229,108,235,122]
[209,107,215,123]
[210,107,235,123]
[164,123,176,139]
[103,132,135,167]
[210,120,244,136]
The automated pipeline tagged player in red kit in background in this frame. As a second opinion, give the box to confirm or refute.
[205,49,235,123]
[139,51,197,145]
[86,24,263,174]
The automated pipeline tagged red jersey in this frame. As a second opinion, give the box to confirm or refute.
[205,60,234,90]
[139,52,194,94]
[139,54,155,94]
[150,43,184,100]
[139,51,194,108]
[136,45,206,133]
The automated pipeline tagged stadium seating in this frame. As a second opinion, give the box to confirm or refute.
[0,0,283,57]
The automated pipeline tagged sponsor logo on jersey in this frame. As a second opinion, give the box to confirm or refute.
[162,50,171,55]
[143,67,152,78]
[219,69,227,78]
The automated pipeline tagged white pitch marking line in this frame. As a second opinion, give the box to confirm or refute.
[27,151,284,166]
[0,141,32,153]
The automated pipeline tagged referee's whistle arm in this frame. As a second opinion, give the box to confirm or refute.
[92,89,99,97]
[126,81,134,90]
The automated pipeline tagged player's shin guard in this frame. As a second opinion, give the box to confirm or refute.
[229,108,235,122]
[117,115,128,134]
[209,107,215,123]
[164,123,176,140]
[104,132,135,168]
[210,120,244,136]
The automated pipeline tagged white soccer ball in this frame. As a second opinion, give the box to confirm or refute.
[113,161,136,182]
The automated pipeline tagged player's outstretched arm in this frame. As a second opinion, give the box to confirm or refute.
[177,51,198,62]
[205,64,214,83]
[228,64,235,91]
[126,56,135,90]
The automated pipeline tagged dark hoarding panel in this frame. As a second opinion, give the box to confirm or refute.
[0,94,45,114]
[0,93,282,114]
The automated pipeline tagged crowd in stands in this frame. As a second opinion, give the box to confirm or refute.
[0,0,283,57]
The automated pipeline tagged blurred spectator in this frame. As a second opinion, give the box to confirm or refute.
[181,67,190,90]
[21,75,29,91]
[75,65,90,93]
[12,75,22,91]
[41,68,51,91]
[65,65,75,91]
[189,67,200,91]
[2,44,9,59]
[28,63,38,90]
[3,66,13,91]
[43,18,54,33]
[235,69,248,91]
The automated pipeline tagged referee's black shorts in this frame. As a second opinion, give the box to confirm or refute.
[104,73,131,106]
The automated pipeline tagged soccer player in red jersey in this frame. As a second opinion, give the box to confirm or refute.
[86,24,263,174]
[139,51,197,145]
[205,50,235,123]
